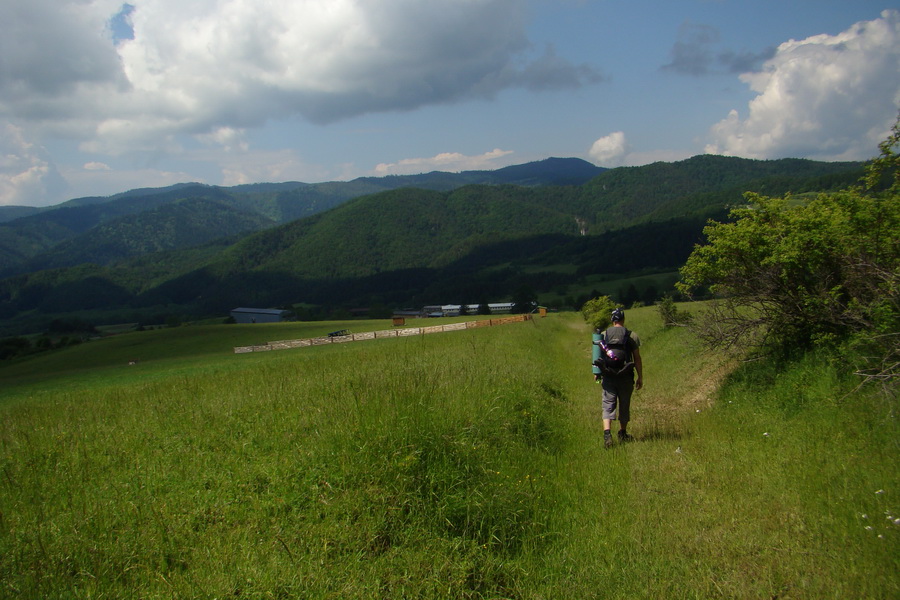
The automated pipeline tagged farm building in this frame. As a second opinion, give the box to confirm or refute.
[487,302,516,314]
[230,307,292,324]
[421,302,516,317]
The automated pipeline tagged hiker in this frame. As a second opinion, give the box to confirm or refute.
[593,307,643,448]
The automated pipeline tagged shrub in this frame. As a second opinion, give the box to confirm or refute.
[657,295,692,328]
[677,118,900,384]
[580,295,617,330]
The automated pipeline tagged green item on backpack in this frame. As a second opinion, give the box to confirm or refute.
[592,328,602,376]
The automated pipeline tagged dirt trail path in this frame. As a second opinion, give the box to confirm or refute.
[562,312,738,438]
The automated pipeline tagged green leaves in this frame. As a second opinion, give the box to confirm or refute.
[580,295,617,330]
[677,122,900,381]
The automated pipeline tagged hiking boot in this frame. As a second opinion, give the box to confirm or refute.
[618,431,634,443]
[604,432,613,449]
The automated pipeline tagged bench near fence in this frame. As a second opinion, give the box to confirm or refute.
[234,314,532,354]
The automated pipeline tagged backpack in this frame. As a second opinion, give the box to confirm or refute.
[593,326,634,376]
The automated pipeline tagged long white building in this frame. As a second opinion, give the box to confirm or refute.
[421,303,516,317]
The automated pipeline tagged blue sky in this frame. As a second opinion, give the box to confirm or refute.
[1,0,897,206]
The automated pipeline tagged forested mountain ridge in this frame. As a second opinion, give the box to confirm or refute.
[0,155,868,336]
[17,199,275,273]
[353,156,607,189]
[176,156,860,310]
[577,155,864,230]
[0,184,235,274]
[0,158,604,276]
[218,186,582,280]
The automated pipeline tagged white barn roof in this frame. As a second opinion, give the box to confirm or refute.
[231,307,289,315]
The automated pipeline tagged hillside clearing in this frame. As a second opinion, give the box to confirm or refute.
[0,309,896,598]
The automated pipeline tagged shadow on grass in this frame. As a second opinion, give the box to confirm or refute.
[636,422,686,443]
[595,423,686,450]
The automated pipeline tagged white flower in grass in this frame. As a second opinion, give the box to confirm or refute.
[875,489,885,494]
[861,513,868,519]
[865,526,874,530]
[894,518,900,526]
[763,432,770,437]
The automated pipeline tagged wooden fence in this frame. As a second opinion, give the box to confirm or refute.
[233,314,532,354]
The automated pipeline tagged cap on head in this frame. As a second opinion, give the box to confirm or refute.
[611,308,625,323]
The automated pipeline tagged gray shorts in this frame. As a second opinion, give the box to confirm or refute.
[601,376,634,422]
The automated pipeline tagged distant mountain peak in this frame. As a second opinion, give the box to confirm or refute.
[490,157,605,185]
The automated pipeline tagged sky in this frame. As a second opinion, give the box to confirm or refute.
[1,1,898,207]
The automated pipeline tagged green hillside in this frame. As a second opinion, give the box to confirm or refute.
[20,198,275,272]
[578,155,863,230]
[0,184,234,274]
[3,132,893,595]
[0,155,867,335]
[223,186,580,279]
[0,205,42,224]
[0,158,605,277]
[0,310,895,597]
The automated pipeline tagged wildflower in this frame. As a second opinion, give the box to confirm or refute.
[865,526,873,530]
[876,489,885,494]
[861,514,868,519]
[894,518,900,526]
[763,432,769,437]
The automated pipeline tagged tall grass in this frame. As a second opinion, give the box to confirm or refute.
[1,320,572,598]
[1,310,897,598]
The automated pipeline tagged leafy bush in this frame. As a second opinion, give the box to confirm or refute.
[580,295,617,330]
[657,295,692,328]
[678,118,900,384]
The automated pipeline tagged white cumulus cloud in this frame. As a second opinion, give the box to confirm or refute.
[216,149,332,186]
[0,123,67,206]
[706,9,900,161]
[1,0,600,157]
[196,127,250,153]
[373,149,515,176]
[589,132,629,167]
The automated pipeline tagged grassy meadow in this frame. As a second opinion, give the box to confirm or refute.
[0,308,897,598]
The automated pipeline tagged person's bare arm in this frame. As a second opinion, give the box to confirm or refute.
[633,347,643,390]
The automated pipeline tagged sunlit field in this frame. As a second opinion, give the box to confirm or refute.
[1,309,896,598]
